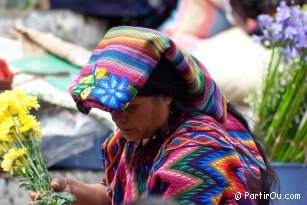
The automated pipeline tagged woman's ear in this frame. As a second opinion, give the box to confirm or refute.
[162,95,173,107]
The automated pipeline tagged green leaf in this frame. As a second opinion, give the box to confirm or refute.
[31,192,76,205]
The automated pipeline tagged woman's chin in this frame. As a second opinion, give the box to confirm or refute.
[121,130,141,142]
[123,136,142,142]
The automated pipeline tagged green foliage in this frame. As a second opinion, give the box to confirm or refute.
[32,192,76,205]
[252,42,307,163]
[0,90,75,204]
[250,2,307,163]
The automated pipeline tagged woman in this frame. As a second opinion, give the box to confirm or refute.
[30,26,277,205]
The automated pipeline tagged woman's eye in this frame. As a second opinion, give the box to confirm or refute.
[125,105,137,113]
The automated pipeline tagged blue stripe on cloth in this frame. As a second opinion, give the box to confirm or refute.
[90,50,154,74]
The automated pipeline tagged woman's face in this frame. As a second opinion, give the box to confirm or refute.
[110,95,172,142]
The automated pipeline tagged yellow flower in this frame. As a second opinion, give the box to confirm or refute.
[0,117,15,142]
[18,114,42,141]
[0,109,9,121]
[14,159,27,174]
[0,90,39,116]
[80,75,93,84]
[0,142,9,153]
[0,134,12,143]
[80,87,94,100]
[95,67,106,79]
[1,148,27,175]
[0,99,9,118]
[0,90,24,115]
[15,90,40,110]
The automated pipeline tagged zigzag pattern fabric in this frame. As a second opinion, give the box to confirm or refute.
[69,26,227,122]
[70,26,265,204]
[102,112,265,205]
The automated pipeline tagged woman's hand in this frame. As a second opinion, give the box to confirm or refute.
[28,175,111,205]
[50,176,72,193]
[28,176,72,202]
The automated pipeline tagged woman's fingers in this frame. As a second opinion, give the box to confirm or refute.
[28,176,70,204]
[28,190,41,201]
[50,177,60,190]
[51,176,68,192]
[28,176,71,202]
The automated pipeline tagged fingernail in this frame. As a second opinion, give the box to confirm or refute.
[51,179,60,188]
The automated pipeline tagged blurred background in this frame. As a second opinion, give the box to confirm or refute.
[0,0,306,204]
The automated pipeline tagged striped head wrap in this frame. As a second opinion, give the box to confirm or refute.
[69,26,227,122]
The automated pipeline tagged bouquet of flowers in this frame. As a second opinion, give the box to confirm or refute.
[0,90,75,205]
[251,2,306,162]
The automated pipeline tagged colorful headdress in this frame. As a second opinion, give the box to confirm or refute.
[69,26,227,122]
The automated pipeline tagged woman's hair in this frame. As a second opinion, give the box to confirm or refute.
[138,57,194,124]
[226,103,279,205]
[138,57,279,204]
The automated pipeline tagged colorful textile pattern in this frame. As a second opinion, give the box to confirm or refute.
[69,26,227,122]
[102,112,265,205]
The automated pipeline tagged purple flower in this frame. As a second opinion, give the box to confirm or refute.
[276,2,291,22]
[258,14,272,30]
[279,1,287,9]
[289,6,303,27]
[301,11,307,24]
[252,34,270,43]
[294,27,307,49]
[284,26,297,40]
[252,34,273,48]
[255,1,307,62]
[281,46,299,62]
[271,22,283,35]
[270,23,283,42]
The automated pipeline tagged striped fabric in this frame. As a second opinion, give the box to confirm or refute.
[102,112,265,205]
[69,26,227,122]
[69,26,267,205]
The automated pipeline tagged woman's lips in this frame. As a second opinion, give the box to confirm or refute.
[120,129,133,135]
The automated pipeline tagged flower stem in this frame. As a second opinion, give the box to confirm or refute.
[8,111,49,193]
[30,132,50,190]
[260,50,282,144]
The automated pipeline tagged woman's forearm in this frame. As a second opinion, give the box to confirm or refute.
[68,179,111,205]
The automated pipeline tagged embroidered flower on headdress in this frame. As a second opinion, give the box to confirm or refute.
[95,67,107,79]
[80,87,94,100]
[91,74,130,110]
[72,75,96,100]
[79,75,94,84]
[72,65,107,101]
